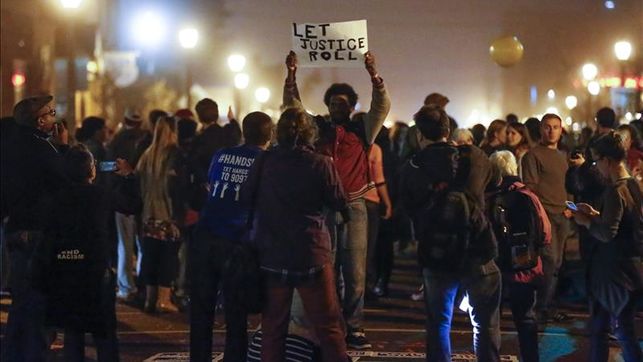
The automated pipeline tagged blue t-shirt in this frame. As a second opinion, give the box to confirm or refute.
[199,144,262,240]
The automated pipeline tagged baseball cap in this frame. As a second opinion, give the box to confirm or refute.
[424,93,450,108]
[13,95,53,126]
[124,107,143,122]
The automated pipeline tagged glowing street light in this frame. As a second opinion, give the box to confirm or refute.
[255,87,271,103]
[565,95,578,110]
[614,41,632,61]
[60,0,82,9]
[234,73,250,89]
[59,0,85,125]
[588,81,601,96]
[178,28,199,49]
[228,54,246,72]
[547,89,556,100]
[614,40,633,88]
[11,73,26,87]
[177,27,199,108]
[86,61,98,73]
[582,63,598,81]
[132,11,167,48]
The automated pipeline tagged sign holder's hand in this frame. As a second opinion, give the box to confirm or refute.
[364,51,378,79]
[286,51,298,82]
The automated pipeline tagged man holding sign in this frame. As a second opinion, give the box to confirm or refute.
[283,30,391,349]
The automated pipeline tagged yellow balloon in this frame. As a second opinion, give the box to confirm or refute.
[490,36,524,67]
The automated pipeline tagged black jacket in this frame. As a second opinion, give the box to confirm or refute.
[33,177,141,332]
[1,126,69,233]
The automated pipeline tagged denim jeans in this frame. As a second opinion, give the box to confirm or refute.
[423,263,501,362]
[115,212,140,296]
[174,225,195,298]
[365,200,381,289]
[3,232,48,362]
[537,211,570,314]
[335,198,368,332]
[589,294,642,362]
[189,227,247,362]
[506,281,538,362]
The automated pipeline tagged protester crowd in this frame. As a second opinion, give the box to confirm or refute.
[1,50,642,362]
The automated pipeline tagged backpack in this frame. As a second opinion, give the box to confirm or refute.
[489,182,551,272]
[416,187,472,272]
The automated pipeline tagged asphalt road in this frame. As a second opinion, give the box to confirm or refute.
[2,252,642,361]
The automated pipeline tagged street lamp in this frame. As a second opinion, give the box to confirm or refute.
[60,0,84,127]
[132,11,167,48]
[179,27,199,108]
[588,81,601,96]
[228,55,246,73]
[565,95,578,110]
[255,87,271,104]
[547,89,556,100]
[614,41,632,61]
[179,28,199,49]
[228,54,247,118]
[614,40,632,88]
[234,73,249,89]
[61,0,82,8]
[582,63,598,81]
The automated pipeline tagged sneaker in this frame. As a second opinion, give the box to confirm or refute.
[372,279,388,297]
[116,291,137,303]
[346,331,372,350]
[410,284,424,301]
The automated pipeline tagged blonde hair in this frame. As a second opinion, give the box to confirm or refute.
[137,116,177,177]
[136,115,178,222]
[489,150,518,184]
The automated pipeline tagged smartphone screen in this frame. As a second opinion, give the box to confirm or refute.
[99,161,118,172]
[565,201,578,211]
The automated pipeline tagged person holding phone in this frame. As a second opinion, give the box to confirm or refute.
[1,95,69,361]
[570,132,642,362]
[32,144,140,361]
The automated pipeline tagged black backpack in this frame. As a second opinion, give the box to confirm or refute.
[416,188,472,272]
[489,185,544,272]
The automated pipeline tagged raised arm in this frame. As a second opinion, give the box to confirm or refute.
[283,51,304,110]
[363,51,391,145]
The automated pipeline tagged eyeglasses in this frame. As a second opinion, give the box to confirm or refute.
[38,108,56,118]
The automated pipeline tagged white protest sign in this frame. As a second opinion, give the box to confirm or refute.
[291,20,368,67]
